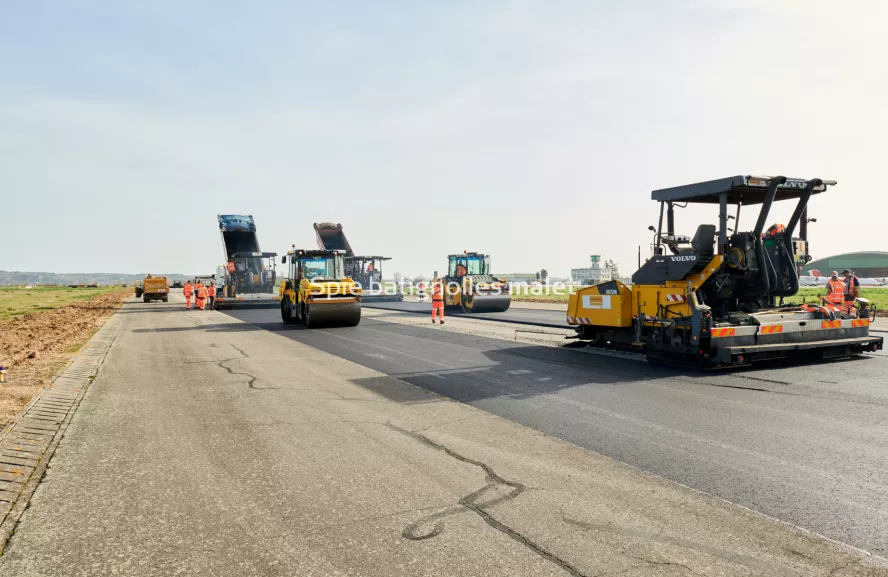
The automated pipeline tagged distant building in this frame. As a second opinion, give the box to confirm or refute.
[571,255,619,285]
[804,252,888,278]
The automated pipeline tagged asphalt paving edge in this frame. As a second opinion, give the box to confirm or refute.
[0,313,123,555]
[363,302,566,329]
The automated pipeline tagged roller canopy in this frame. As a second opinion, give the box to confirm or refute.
[652,175,836,205]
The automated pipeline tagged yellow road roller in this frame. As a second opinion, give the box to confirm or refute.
[279,249,362,328]
[439,252,511,313]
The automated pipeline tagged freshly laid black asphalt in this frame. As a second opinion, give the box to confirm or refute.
[224,306,888,558]
[362,300,565,328]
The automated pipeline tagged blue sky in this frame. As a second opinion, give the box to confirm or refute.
[2,1,885,277]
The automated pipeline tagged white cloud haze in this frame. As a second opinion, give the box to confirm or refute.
[1,1,885,278]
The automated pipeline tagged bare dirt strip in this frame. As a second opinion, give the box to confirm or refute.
[0,290,129,429]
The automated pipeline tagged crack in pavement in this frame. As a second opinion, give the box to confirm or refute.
[563,516,801,577]
[217,345,278,390]
[828,558,864,577]
[386,422,588,577]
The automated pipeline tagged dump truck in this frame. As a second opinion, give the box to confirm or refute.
[279,249,362,328]
[438,252,511,313]
[141,275,169,303]
[215,215,277,309]
[567,175,883,367]
[313,222,403,302]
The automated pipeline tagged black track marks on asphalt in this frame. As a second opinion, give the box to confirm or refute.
[387,423,587,577]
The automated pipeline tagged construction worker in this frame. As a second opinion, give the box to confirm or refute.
[824,271,845,310]
[195,281,208,311]
[183,280,194,310]
[431,279,445,324]
[843,269,860,314]
[765,223,785,238]
[206,282,216,310]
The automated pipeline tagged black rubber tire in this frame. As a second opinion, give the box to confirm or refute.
[304,304,314,328]
[461,294,473,313]
[281,299,297,325]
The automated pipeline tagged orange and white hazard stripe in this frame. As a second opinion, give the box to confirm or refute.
[664,294,687,303]
[711,328,736,338]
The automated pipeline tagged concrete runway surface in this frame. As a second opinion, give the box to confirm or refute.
[225,303,888,560]
[0,294,885,576]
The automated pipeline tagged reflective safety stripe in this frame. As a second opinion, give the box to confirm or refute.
[711,328,736,337]
[822,320,842,329]
[567,316,594,325]
[851,319,870,327]
[759,325,783,334]
[664,294,686,303]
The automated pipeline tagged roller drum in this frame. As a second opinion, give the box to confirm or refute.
[305,300,362,328]
[462,293,511,313]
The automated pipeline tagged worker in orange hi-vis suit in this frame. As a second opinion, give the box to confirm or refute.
[206,282,216,310]
[183,281,194,310]
[431,279,445,324]
[823,272,845,313]
[195,282,208,310]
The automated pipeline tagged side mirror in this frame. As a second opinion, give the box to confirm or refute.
[281,256,287,264]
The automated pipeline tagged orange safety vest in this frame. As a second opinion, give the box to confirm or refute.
[825,279,845,305]
[432,283,444,302]
[206,284,215,297]
[196,284,207,299]
[183,283,193,297]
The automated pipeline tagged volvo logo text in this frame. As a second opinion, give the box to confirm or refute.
[670,255,697,262]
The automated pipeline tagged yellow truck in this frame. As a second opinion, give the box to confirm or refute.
[141,275,169,303]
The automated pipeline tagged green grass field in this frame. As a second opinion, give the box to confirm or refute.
[0,286,125,321]
[509,286,573,302]
[794,287,888,311]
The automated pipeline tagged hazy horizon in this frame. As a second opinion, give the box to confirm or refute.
[3,1,886,279]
